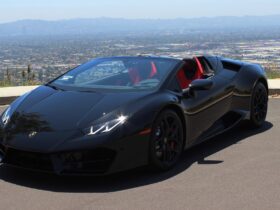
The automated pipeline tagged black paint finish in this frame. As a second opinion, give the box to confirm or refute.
[0,56,268,175]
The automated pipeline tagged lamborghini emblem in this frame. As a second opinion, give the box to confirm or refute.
[28,131,37,138]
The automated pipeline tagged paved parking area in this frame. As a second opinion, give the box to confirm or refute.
[0,100,279,210]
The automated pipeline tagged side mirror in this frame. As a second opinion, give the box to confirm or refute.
[183,79,213,97]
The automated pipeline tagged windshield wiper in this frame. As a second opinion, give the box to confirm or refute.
[45,84,64,91]
[77,89,98,93]
[132,82,159,89]
[132,85,155,89]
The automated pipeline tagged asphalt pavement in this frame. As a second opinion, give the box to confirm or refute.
[0,100,279,210]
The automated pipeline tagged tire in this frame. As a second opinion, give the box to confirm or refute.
[249,82,268,128]
[149,109,184,171]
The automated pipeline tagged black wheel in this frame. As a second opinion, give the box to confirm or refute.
[149,110,184,171]
[249,82,268,127]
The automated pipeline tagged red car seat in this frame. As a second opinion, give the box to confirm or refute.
[177,57,204,89]
[128,61,158,84]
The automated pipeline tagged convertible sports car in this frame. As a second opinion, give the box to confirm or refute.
[0,56,268,175]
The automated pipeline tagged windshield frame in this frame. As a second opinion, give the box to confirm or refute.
[47,56,181,93]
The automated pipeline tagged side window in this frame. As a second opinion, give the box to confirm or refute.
[168,76,182,93]
[198,57,214,75]
[204,56,222,74]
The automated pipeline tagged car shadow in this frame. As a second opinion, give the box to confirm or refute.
[0,121,273,193]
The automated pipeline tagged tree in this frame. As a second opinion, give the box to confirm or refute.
[6,67,11,84]
[27,64,31,74]
[27,64,32,81]
[22,70,26,79]
[38,70,43,82]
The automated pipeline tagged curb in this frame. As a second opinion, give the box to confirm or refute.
[1,89,280,106]
[0,86,38,106]
[269,89,280,96]
[0,96,18,105]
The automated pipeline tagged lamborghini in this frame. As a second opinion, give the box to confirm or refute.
[0,56,268,175]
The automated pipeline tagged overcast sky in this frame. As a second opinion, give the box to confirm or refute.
[0,0,280,23]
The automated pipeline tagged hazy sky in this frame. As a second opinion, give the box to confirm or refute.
[0,0,280,23]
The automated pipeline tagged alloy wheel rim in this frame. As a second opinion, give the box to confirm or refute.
[253,87,267,123]
[154,115,182,164]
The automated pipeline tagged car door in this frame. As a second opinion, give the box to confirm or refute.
[181,57,235,146]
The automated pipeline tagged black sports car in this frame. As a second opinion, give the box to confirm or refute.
[0,56,268,175]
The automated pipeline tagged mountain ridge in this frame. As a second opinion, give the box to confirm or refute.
[1,15,280,36]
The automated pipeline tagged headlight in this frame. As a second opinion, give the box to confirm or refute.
[1,106,11,126]
[85,115,127,136]
[0,91,32,128]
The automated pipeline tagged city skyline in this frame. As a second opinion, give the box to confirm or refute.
[1,0,280,23]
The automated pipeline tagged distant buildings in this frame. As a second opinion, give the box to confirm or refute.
[1,36,280,86]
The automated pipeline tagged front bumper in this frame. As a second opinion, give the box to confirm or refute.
[2,147,116,175]
[0,134,150,175]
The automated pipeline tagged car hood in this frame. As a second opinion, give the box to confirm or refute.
[10,85,151,132]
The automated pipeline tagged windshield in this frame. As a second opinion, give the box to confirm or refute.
[50,57,179,91]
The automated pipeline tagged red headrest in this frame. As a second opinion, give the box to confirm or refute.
[128,61,158,84]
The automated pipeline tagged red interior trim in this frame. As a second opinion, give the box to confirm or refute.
[150,62,157,78]
[128,68,140,84]
[194,57,204,78]
[177,69,192,89]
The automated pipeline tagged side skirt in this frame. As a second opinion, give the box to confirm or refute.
[186,110,248,149]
